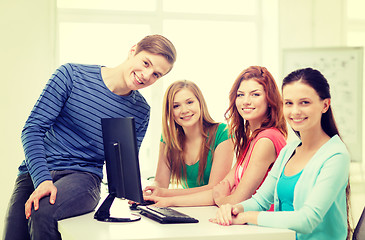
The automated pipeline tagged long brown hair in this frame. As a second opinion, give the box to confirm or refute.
[162,80,219,186]
[225,66,287,159]
[282,68,352,239]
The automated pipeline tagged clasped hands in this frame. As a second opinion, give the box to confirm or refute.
[209,203,259,226]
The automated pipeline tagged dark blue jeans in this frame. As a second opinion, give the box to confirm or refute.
[3,170,101,240]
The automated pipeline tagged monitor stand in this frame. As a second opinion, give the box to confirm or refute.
[94,194,141,222]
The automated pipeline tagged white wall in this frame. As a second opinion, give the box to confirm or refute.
[278,0,347,142]
[278,0,345,72]
[0,0,56,235]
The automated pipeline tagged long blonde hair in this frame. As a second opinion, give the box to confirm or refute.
[162,80,218,186]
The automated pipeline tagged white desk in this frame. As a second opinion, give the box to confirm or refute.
[59,200,295,240]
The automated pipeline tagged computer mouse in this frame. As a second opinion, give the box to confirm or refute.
[143,200,155,206]
[129,202,139,210]
[129,200,155,210]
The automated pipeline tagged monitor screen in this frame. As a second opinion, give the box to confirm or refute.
[94,117,144,222]
[102,117,144,202]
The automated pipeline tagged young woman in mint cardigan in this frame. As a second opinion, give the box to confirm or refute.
[210,68,351,240]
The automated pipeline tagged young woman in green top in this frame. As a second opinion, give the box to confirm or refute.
[144,80,234,197]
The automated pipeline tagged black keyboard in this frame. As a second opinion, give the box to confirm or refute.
[137,205,199,224]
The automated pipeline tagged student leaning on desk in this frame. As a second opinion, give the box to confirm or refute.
[144,79,234,197]
[210,68,351,240]
[3,34,176,240]
[144,66,288,208]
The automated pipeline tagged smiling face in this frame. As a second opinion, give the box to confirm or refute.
[172,88,201,129]
[124,49,172,91]
[235,79,268,130]
[283,81,330,134]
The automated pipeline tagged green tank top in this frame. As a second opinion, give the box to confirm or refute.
[182,123,230,188]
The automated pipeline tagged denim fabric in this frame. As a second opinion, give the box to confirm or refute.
[3,170,101,240]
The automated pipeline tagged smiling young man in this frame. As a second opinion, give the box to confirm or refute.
[3,35,176,240]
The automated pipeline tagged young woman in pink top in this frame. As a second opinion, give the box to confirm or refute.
[144,66,287,207]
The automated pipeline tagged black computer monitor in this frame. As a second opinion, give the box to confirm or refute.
[94,117,144,222]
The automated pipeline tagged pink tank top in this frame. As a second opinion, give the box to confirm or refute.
[234,128,286,191]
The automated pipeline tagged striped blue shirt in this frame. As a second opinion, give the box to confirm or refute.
[18,63,150,188]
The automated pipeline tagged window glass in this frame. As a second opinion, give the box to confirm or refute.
[163,0,256,15]
[57,0,156,11]
[59,22,150,67]
[163,20,258,122]
[347,0,365,20]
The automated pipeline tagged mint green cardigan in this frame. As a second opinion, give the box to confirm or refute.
[240,135,350,240]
